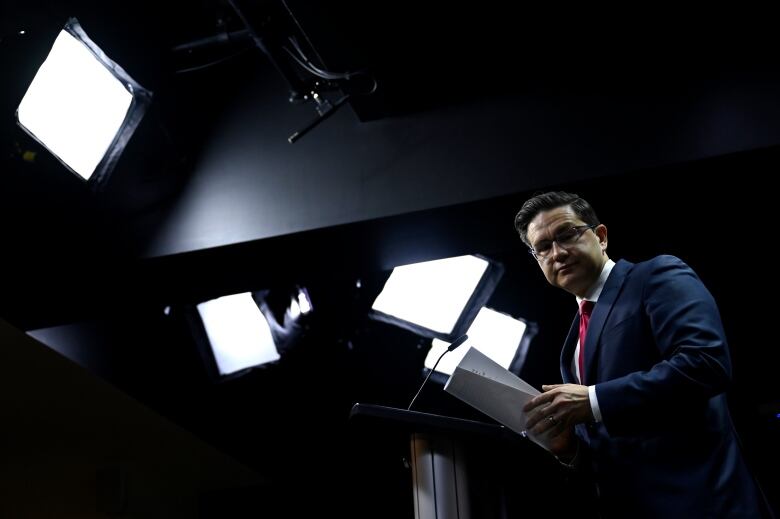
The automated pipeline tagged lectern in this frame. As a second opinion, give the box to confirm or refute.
[349,403,523,519]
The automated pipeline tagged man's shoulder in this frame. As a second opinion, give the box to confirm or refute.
[623,255,702,289]
[631,254,689,271]
[615,255,695,285]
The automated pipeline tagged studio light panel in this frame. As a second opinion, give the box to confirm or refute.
[371,255,492,337]
[425,307,528,376]
[16,18,151,184]
[196,292,280,376]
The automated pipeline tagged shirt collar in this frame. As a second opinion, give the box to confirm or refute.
[576,259,615,306]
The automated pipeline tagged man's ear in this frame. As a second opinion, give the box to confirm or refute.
[596,224,608,250]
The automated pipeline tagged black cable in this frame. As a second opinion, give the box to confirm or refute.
[283,43,368,81]
[280,0,328,67]
[174,46,252,74]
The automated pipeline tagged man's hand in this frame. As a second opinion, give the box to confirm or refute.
[523,383,593,437]
[545,425,577,459]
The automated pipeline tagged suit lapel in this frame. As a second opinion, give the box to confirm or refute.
[582,259,634,384]
[560,314,580,383]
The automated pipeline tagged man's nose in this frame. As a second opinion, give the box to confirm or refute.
[550,240,568,260]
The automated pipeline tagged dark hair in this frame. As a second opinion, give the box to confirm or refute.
[514,191,600,246]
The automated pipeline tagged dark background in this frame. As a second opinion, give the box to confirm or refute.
[1,1,778,516]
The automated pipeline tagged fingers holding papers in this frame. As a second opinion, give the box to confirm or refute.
[523,383,592,434]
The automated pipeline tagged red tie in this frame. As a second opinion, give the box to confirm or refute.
[578,300,594,384]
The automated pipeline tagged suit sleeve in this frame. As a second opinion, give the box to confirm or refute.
[594,255,732,437]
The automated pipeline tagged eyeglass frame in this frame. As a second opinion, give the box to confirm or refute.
[528,224,598,261]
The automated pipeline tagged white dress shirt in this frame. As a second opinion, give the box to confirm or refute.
[573,259,615,423]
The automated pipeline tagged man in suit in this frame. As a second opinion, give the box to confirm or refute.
[515,191,768,518]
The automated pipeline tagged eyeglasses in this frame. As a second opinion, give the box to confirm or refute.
[529,224,597,261]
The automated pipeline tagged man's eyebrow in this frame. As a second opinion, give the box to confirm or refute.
[551,222,579,234]
[532,227,563,246]
[530,221,579,246]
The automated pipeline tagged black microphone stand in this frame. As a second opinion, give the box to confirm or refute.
[407,334,468,410]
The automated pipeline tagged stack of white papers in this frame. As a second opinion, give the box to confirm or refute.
[444,347,553,452]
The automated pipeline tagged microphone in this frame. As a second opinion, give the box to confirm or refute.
[407,334,469,411]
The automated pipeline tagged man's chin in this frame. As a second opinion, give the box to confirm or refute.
[556,270,577,285]
[558,277,584,297]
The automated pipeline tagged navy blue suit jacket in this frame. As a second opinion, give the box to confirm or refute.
[561,256,763,518]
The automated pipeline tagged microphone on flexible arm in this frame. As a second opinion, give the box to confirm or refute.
[407,334,469,411]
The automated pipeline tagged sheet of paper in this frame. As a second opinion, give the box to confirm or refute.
[444,347,554,452]
[455,346,540,396]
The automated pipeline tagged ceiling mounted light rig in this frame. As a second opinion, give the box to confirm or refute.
[172,0,376,144]
[227,0,376,143]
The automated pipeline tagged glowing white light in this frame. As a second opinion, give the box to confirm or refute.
[297,289,312,314]
[371,255,489,334]
[17,29,133,179]
[289,298,301,319]
[197,293,279,375]
[425,307,527,375]
[287,289,312,320]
